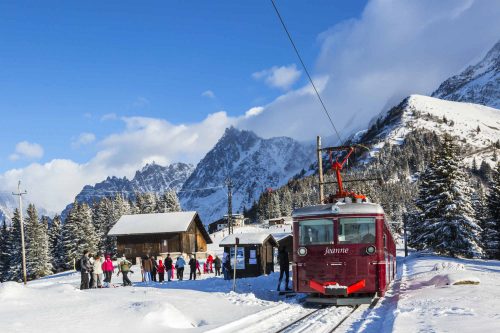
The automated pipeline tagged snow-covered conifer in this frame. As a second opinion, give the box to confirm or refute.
[486,162,500,258]
[48,214,65,271]
[414,135,482,258]
[157,190,181,213]
[0,220,9,281]
[6,209,23,281]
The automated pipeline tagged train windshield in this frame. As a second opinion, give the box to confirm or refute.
[298,219,333,245]
[338,217,376,244]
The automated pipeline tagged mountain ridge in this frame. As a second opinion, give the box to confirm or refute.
[432,40,500,108]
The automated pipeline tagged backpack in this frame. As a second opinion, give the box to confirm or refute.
[75,257,82,271]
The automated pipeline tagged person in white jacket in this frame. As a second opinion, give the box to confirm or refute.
[92,254,103,288]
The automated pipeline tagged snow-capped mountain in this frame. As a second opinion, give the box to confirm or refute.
[63,162,194,213]
[358,94,500,166]
[179,127,314,223]
[0,193,52,225]
[432,40,499,108]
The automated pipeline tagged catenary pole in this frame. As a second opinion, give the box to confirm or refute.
[12,180,28,285]
[317,136,324,204]
[226,177,233,234]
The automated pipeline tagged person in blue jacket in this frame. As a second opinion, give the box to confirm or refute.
[175,255,186,280]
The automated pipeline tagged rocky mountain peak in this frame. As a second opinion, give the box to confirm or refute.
[432,40,500,108]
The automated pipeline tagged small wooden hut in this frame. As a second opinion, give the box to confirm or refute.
[108,211,212,262]
[219,233,278,278]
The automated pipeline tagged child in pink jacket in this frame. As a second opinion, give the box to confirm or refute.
[102,254,114,286]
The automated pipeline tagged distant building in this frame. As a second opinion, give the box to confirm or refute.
[208,214,246,234]
[268,217,286,226]
[219,233,278,278]
[108,211,212,262]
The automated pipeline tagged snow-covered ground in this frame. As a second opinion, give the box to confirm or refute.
[1,247,499,333]
[340,251,500,333]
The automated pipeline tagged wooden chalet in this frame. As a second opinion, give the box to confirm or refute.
[108,211,212,262]
[219,233,278,278]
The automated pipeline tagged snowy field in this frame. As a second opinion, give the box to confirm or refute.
[341,251,500,333]
[1,248,499,332]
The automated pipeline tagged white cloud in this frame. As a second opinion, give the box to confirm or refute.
[201,90,216,99]
[252,64,302,90]
[72,132,96,148]
[244,106,264,118]
[101,113,118,121]
[8,141,44,161]
[242,0,500,141]
[0,112,237,213]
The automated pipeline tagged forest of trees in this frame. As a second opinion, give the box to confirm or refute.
[0,190,181,282]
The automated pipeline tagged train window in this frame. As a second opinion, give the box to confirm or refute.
[298,219,333,245]
[338,218,376,244]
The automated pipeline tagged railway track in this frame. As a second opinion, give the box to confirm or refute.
[274,304,360,333]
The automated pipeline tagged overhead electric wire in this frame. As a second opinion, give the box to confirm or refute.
[270,0,343,145]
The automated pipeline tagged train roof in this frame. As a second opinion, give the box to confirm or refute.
[292,202,385,218]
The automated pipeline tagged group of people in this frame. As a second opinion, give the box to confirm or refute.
[79,250,133,289]
[79,248,290,290]
[140,253,174,282]
[138,253,226,283]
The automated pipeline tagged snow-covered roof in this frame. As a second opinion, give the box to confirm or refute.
[219,233,278,246]
[108,212,210,241]
[272,233,293,242]
[292,202,384,218]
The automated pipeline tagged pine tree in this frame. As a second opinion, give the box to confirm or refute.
[25,204,53,279]
[471,182,489,256]
[103,194,131,255]
[414,135,482,258]
[269,192,281,219]
[6,209,24,281]
[78,202,99,254]
[472,157,478,173]
[0,219,9,281]
[48,214,65,271]
[92,197,111,250]
[157,191,181,213]
[62,201,99,269]
[280,188,293,217]
[486,162,500,258]
[136,192,156,214]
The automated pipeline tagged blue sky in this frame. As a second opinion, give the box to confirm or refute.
[0,0,366,169]
[1,0,498,213]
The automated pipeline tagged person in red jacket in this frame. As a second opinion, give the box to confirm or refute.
[207,254,214,273]
[157,259,165,282]
[102,254,114,287]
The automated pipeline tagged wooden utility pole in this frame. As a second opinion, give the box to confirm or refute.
[12,181,28,285]
[226,177,233,234]
[317,136,324,204]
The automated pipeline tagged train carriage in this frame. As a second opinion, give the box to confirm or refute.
[291,139,397,305]
[292,200,396,305]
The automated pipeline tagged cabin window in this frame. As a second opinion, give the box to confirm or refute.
[298,219,333,245]
[338,217,376,244]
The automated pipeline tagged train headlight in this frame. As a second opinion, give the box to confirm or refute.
[297,247,307,256]
[366,245,376,255]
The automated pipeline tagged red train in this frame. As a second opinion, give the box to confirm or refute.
[291,140,396,305]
